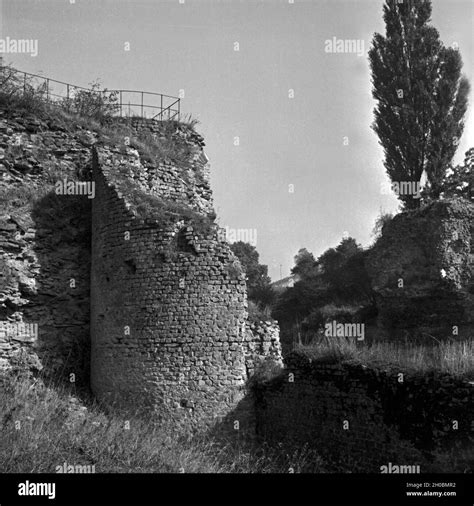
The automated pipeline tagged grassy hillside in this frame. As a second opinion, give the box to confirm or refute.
[0,372,325,473]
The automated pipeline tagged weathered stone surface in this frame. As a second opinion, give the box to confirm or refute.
[90,128,282,431]
[255,351,474,472]
[245,321,283,377]
[366,198,474,339]
[0,110,283,432]
[0,110,93,382]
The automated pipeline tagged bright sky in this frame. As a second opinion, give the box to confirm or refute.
[1,0,473,280]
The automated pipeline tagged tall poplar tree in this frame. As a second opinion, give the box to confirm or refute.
[369,0,470,208]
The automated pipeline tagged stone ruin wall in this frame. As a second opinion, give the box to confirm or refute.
[118,118,213,215]
[255,351,474,472]
[0,112,93,382]
[366,198,474,340]
[0,112,283,433]
[91,121,283,431]
[1,112,471,453]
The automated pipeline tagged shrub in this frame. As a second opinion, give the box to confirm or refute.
[247,300,273,324]
[371,210,394,241]
[225,261,242,279]
[0,65,47,116]
[65,81,119,120]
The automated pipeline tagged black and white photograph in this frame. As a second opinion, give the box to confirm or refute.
[0,1,473,505]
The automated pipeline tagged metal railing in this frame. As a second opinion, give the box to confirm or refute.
[113,89,180,120]
[0,64,180,121]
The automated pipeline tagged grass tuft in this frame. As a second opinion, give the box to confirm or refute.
[298,336,474,378]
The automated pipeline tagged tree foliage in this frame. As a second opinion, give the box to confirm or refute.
[369,0,470,208]
[441,147,473,202]
[273,237,374,339]
[291,248,318,278]
[229,241,274,308]
[317,238,372,304]
[372,210,394,241]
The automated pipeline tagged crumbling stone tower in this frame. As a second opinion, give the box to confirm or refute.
[91,119,279,431]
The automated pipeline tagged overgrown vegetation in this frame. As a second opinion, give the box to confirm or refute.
[108,164,214,236]
[66,80,119,120]
[247,300,273,324]
[0,65,117,121]
[229,241,276,318]
[0,65,48,117]
[49,103,200,173]
[273,237,375,349]
[0,62,206,232]
[0,63,200,166]
[298,336,474,379]
[441,147,474,202]
[371,209,394,241]
[0,374,326,473]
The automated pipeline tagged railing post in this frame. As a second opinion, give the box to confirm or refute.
[141,91,143,118]
[178,99,180,121]
[119,91,122,117]
[46,78,50,103]
[66,84,70,111]
[23,73,26,95]
[161,94,163,121]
